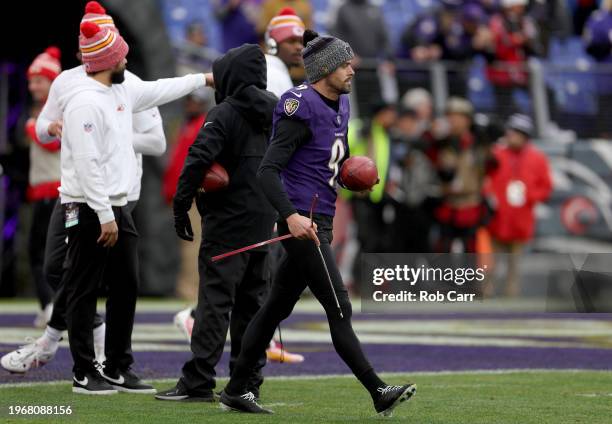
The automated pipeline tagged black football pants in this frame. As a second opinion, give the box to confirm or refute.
[225,213,377,395]
[178,241,269,395]
[63,203,139,374]
[43,199,111,331]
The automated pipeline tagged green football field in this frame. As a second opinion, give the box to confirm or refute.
[1,371,611,424]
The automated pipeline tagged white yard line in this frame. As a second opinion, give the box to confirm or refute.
[0,369,609,389]
[0,298,578,314]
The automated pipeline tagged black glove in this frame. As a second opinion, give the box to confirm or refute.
[173,199,194,242]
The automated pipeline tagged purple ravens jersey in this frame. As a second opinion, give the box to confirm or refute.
[272,84,350,217]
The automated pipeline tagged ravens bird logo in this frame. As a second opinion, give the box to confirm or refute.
[284,98,300,116]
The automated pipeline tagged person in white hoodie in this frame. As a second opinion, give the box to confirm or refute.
[0,74,168,375]
[61,21,209,395]
[0,2,175,377]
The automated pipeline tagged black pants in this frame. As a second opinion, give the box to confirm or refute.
[43,199,104,331]
[29,198,55,309]
[226,213,376,395]
[63,203,139,374]
[178,241,269,395]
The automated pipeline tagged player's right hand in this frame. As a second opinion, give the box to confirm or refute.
[287,213,319,246]
[98,220,119,247]
[48,120,63,138]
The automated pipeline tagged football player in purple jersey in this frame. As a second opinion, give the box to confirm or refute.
[219,30,417,416]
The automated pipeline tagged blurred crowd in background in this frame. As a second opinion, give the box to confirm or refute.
[169,0,612,138]
[3,0,612,306]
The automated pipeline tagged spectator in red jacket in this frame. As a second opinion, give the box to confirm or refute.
[25,47,62,327]
[485,0,541,120]
[485,114,552,297]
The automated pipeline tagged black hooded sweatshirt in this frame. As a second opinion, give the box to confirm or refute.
[174,44,278,249]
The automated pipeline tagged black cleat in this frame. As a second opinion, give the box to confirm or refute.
[219,391,272,414]
[374,383,417,417]
[100,367,156,394]
[156,385,215,402]
[72,370,118,395]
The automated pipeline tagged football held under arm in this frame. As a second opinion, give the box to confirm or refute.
[173,108,227,210]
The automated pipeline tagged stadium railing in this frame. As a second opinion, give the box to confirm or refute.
[352,58,611,141]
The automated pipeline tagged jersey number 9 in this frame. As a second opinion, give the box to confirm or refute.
[328,138,346,187]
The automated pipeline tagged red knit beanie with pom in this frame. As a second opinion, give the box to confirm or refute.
[27,47,62,81]
[81,1,117,32]
[267,7,305,44]
[79,22,129,73]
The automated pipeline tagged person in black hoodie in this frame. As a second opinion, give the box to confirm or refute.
[155,44,278,402]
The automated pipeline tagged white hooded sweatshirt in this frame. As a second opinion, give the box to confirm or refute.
[36,66,166,202]
[60,72,205,224]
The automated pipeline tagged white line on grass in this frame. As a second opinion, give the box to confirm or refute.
[576,393,612,397]
[263,402,304,407]
[0,368,610,389]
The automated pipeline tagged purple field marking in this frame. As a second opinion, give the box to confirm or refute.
[1,311,612,328]
[1,342,611,385]
[1,310,611,385]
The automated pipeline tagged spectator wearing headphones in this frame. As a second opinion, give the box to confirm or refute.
[264,7,305,97]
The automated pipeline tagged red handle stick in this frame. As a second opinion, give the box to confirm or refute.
[212,194,321,263]
[211,233,293,262]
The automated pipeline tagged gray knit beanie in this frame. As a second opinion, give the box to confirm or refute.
[302,35,354,83]
[506,113,533,137]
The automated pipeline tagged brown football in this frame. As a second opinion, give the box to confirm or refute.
[201,162,229,192]
[339,156,379,191]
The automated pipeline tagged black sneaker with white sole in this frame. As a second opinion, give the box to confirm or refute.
[219,391,272,414]
[72,370,118,395]
[374,383,417,417]
[100,367,156,394]
[155,385,215,402]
